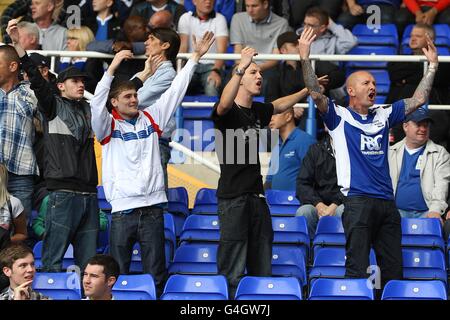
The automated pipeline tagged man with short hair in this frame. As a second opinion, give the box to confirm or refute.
[30,0,67,51]
[83,254,120,300]
[0,44,38,224]
[389,107,450,221]
[129,0,186,29]
[8,19,99,274]
[178,0,229,96]
[0,243,49,300]
[16,21,40,50]
[148,10,174,29]
[299,25,438,289]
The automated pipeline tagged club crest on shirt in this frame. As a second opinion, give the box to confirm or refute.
[360,134,384,155]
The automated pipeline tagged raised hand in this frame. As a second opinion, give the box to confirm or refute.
[13,280,33,300]
[238,46,258,71]
[6,19,20,44]
[298,27,316,60]
[191,31,215,62]
[422,33,438,64]
[107,50,133,76]
[145,54,164,76]
[349,3,364,16]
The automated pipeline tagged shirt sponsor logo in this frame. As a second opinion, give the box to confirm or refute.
[360,134,384,155]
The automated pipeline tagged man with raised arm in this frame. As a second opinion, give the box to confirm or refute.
[212,46,317,299]
[298,26,439,289]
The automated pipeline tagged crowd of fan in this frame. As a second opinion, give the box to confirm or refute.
[0,0,449,300]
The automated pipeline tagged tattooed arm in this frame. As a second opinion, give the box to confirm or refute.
[404,33,439,115]
[298,27,329,114]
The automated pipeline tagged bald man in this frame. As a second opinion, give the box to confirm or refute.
[148,10,174,29]
[299,26,440,292]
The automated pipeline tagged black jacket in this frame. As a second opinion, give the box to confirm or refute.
[296,136,343,206]
[21,54,98,193]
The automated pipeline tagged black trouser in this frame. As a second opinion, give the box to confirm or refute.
[217,194,273,299]
[342,196,403,289]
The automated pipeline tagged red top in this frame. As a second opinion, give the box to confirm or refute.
[403,0,450,13]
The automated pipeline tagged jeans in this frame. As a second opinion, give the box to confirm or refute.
[296,204,345,239]
[7,172,34,222]
[42,191,99,273]
[217,194,273,299]
[342,196,403,289]
[397,209,428,219]
[110,206,167,297]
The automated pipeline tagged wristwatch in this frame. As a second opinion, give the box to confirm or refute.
[235,67,245,76]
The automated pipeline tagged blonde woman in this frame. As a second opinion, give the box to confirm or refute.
[0,164,27,243]
[59,26,95,72]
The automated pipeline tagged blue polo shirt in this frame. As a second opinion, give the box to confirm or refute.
[266,128,316,190]
[395,146,428,211]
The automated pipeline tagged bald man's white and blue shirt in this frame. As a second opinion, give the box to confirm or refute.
[321,99,406,200]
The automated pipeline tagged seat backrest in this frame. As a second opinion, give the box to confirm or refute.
[348,45,397,55]
[173,243,218,264]
[161,274,228,300]
[168,187,189,216]
[401,218,442,237]
[309,278,374,300]
[112,274,156,300]
[235,276,302,300]
[266,189,300,215]
[193,188,217,206]
[382,280,447,300]
[402,248,446,270]
[181,214,220,232]
[315,216,344,235]
[32,272,81,300]
[352,23,398,41]
[272,246,306,285]
[163,213,176,243]
[313,247,377,267]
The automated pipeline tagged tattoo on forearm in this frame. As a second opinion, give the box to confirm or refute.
[300,58,321,93]
[405,65,437,114]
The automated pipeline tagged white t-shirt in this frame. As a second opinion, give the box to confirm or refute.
[178,11,229,64]
[0,196,24,231]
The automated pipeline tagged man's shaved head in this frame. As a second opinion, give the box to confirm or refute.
[346,71,375,89]
[346,70,377,111]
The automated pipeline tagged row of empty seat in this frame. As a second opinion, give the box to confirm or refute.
[31,272,448,300]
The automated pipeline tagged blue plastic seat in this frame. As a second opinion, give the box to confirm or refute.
[347,46,397,69]
[167,187,190,237]
[271,245,307,287]
[97,185,112,211]
[191,188,218,215]
[312,216,345,256]
[382,280,447,300]
[161,274,228,300]
[168,243,218,275]
[309,278,374,300]
[265,189,300,216]
[164,213,177,262]
[112,274,156,300]
[33,272,81,300]
[272,216,309,260]
[97,212,111,253]
[235,276,303,300]
[401,218,445,251]
[33,241,74,270]
[309,247,377,285]
[179,214,220,244]
[352,24,398,47]
[402,248,447,283]
[129,242,171,272]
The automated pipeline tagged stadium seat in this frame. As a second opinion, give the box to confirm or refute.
[271,245,307,287]
[164,213,177,262]
[402,248,447,283]
[167,187,190,237]
[97,212,111,253]
[33,272,81,300]
[168,243,218,275]
[352,24,398,48]
[97,185,112,211]
[161,275,228,300]
[191,188,218,214]
[401,218,445,251]
[381,280,447,300]
[309,278,374,300]
[235,276,303,300]
[309,247,377,285]
[265,189,300,216]
[347,46,397,69]
[272,216,309,261]
[312,216,345,257]
[33,241,74,270]
[112,274,156,300]
[179,214,220,244]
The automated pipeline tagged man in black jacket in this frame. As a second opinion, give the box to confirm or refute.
[296,135,344,239]
[8,19,99,273]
